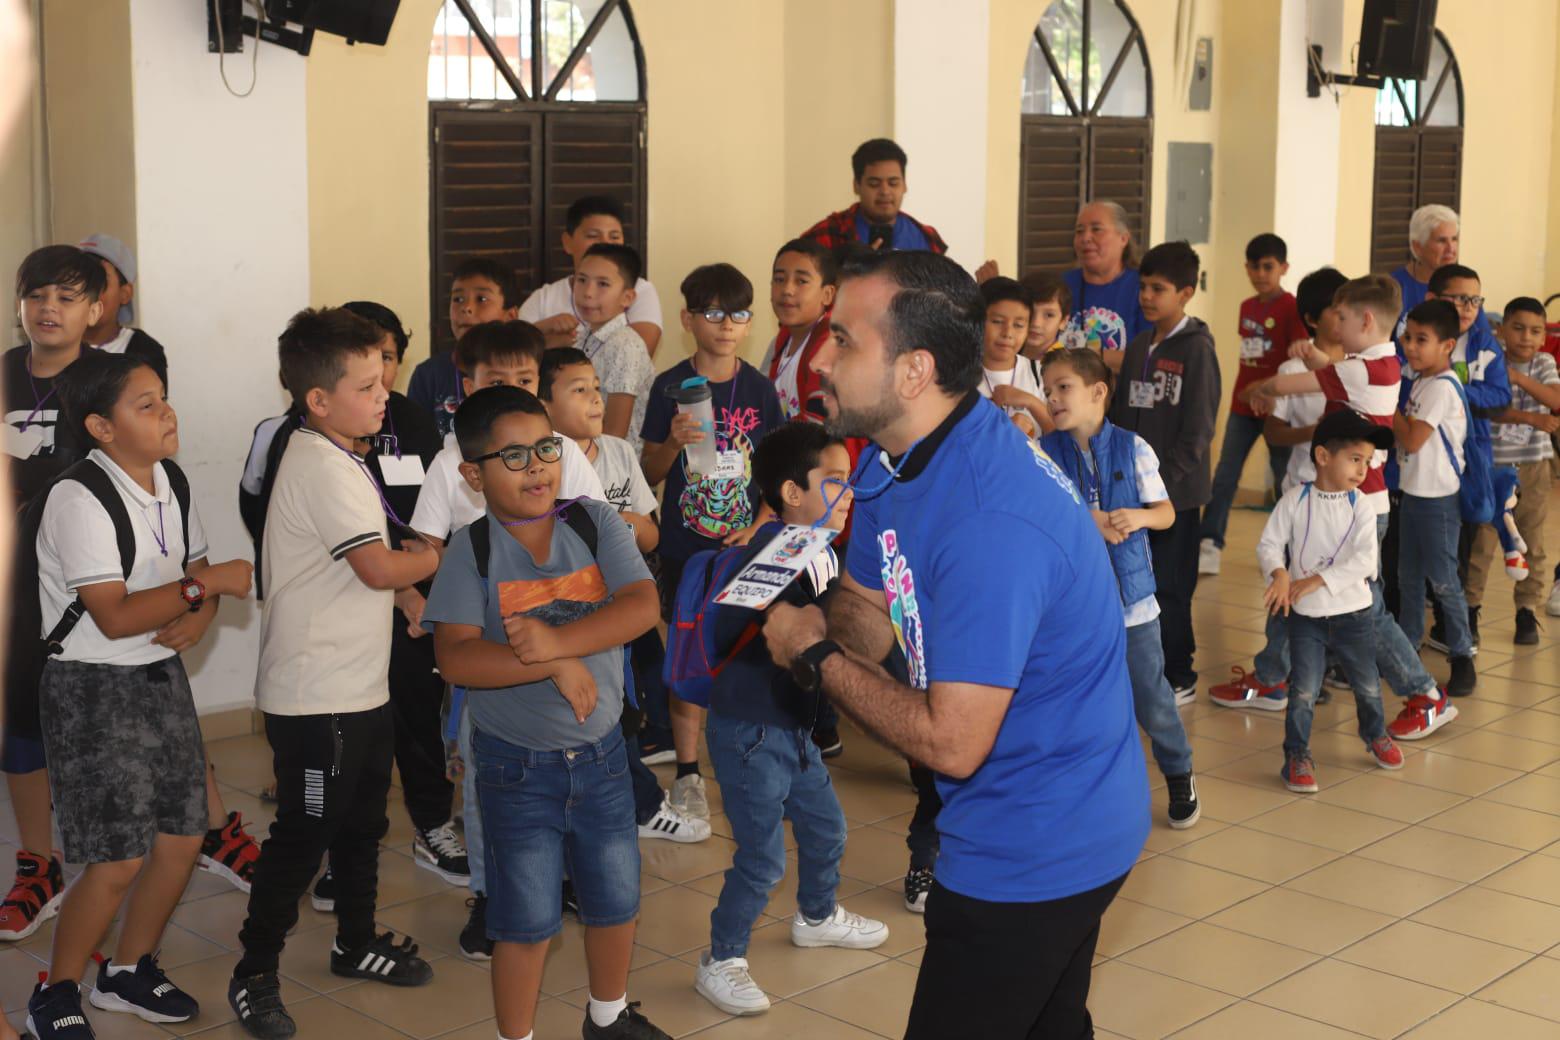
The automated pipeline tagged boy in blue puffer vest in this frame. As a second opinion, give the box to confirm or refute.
[1040,349,1201,829]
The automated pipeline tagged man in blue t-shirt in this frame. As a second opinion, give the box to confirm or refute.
[762,251,1149,1039]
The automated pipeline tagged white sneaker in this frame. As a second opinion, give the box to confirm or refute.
[695,953,771,1016]
[638,797,711,843]
[1198,539,1221,576]
[1548,581,1560,618]
[669,774,710,820]
[1172,682,1197,707]
[790,904,889,949]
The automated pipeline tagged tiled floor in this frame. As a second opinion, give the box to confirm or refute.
[6,502,1560,1038]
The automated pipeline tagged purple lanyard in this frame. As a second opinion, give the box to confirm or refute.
[148,501,169,557]
[330,437,409,529]
[21,356,57,431]
[1297,487,1356,577]
[500,495,586,529]
[376,406,401,459]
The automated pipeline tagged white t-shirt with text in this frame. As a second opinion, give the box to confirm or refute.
[1399,374,1466,498]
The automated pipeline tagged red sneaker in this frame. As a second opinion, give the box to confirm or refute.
[199,811,261,893]
[1281,753,1319,793]
[1387,690,1459,741]
[1368,735,1404,770]
[1209,666,1288,711]
[0,849,65,941]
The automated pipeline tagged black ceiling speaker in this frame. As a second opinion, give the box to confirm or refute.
[1357,0,1439,79]
[302,0,402,46]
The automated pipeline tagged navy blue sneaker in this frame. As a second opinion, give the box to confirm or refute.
[26,980,94,1040]
[89,954,198,1023]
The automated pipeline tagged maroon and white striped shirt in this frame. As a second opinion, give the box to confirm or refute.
[1314,342,1402,515]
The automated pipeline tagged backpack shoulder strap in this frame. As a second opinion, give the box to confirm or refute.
[558,500,599,558]
[1028,356,1042,385]
[470,515,492,581]
[67,459,136,579]
[162,458,193,569]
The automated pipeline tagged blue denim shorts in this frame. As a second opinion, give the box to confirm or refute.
[473,727,640,944]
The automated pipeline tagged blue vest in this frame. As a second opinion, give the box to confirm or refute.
[1040,422,1158,610]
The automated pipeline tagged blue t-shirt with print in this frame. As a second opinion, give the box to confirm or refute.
[853,211,932,252]
[640,359,785,564]
[1062,267,1148,354]
[847,393,1149,903]
[407,353,464,439]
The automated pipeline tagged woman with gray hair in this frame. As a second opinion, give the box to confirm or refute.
[1391,204,1460,317]
[1061,201,1149,372]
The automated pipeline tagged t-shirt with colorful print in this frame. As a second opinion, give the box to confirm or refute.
[1061,267,1148,355]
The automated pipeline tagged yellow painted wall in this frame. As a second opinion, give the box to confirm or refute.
[1,42,39,338]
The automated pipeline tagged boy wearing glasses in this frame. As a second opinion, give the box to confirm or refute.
[640,264,784,819]
[423,386,672,1040]
[573,243,654,453]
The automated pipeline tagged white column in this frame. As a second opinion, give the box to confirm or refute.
[1272,0,1345,280]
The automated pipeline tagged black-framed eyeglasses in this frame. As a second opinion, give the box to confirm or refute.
[467,436,564,471]
[1441,294,1485,310]
[698,308,753,325]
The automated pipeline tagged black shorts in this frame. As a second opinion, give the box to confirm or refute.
[39,656,206,863]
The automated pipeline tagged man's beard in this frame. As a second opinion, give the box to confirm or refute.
[819,373,901,441]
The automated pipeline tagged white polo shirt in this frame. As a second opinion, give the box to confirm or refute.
[258,429,392,716]
[409,431,606,542]
[518,275,663,332]
[37,450,209,666]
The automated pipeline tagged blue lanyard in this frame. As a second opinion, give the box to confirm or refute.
[812,437,924,530]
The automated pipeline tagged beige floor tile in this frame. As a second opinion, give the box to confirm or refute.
[1478,851,1560,906]
[1252,958,1459,1038]
[790,958,920,1039]
[640,834,741,885]
[684,854,873,923]
[1482,772,1560,814]
[1168,999,1369,1039]
[1482,708,1560,745]
[690,1000,885,1038]
[1430,729,1560,772]
[1410,885,1560,952]
[836,824,915,887]
[1399,997,1560,1039]
[1141,815,1232,853]
[1353,824,1527,882]
[1095,897,1196,959]
[1334,919,1534,993]
[1482,656,1560,696]
[427,999,583,1040]
[1284,855,1464,918]
[329,953,491,1037]
[1183,737,1266,772]
[677,918,889,1000]
[1087,961,1235,1039]
[1207,750,1364,793]
[372,886,480,960]
[1374,747,1525,797]
[1422,798,1560,851]
[1169,775,1293,824]
[635,884,723,957]
[896,946,923,967]
[1168,826,1340,883]
[94,919,230,970]
[0,946,47,1021]
[826,773,918,827]
[168,890,255,949]
[1117,921,1317,997]
[1475,954,1560,1022]
[1116,856,1270,919]
[1206,887,1394,955]
[1313,772,1468,822]
[1181,711,1286,751]
[1241,799,1407,853]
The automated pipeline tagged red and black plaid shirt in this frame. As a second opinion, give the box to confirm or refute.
[799,203,948,255]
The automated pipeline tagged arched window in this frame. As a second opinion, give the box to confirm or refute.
[1369,29,1462,273]
[1018,0,1152,276]
[427,0,647,347]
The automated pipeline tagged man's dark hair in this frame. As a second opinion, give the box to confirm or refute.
[1245,233,1288,264]
[454,385,550,462]
[451,257,518,309]
[1405,299,1461,343]
[16,245,108,301]
[752,421,845,514]
[565,195,628,234]
[774,238,841,287]
[839,250,983,395]
[681,263,754,313]
[1295,267,1350,332]
[1138,241,1200,291]
[851,138,907,181]
[277,306,383,410]
[455,320,546,376]
[582,242,643,288]
[1428,263,1480,295]
[56,350,156,460]
[539,346,593,402]
[1503,296,1547,322]
[343,300,412,360]
[1020,271,1071,316]
[979,276,1033,314]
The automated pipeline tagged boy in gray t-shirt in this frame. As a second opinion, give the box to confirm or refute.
[421,386,669,1040]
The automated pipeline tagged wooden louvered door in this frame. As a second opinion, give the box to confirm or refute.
[542,111,647,278]
[1369,126,1463,274]
[1018,116,1151,280]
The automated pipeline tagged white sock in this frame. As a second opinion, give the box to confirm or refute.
[587,994,627,1027]
[105,962,135,976]
[497,1032,531,1040]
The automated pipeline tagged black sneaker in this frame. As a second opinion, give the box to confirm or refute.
[412,821,470,886]
[562,878,581,919]
[228,973,295,1040]
[812,726,843,759]
[310,868,335,913]
[582,1002,672,1039]
[27,980,94,1040]
[459,894,493,961]
[1516,607,1540,646]
[1447,655,1477,697]
[903,866,933,914]
[1165,773,1201,830]
[89,953,198,1023]
[330,932,434,986]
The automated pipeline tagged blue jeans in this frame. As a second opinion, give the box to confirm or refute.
[1125,620,1194,776]
[1285,607,1386,755]
[1397,493,1474,657]
[1370,514,1439,699]
[474,728,639,944]
[706,713,846,961]
[1201,412,1292,548]
[1253,610,1290,688]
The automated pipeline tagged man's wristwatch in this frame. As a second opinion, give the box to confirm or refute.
[179,576,207,614]
[791,640,843,694]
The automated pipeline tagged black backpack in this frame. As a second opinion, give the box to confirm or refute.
[466,499,598,579]
[3,458,191,738]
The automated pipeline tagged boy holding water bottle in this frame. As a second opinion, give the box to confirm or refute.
[640,263,785,819]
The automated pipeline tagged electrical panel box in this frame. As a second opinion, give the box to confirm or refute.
[1166,142,1213,244]
[1190,37,1213,110]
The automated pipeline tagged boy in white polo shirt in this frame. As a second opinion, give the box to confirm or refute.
[230,308,441,1040]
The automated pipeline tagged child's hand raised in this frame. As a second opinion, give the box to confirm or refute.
[504,614,563,664]
[1092,509,1126,545]
[550,658,598,724]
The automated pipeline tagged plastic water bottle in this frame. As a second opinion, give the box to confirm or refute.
[666,376,719,477]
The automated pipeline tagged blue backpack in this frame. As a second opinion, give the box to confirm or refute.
[662,546,763,708]
[1433,372,1496,525]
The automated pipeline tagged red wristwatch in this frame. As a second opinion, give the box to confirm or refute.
[179,577,206,613]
